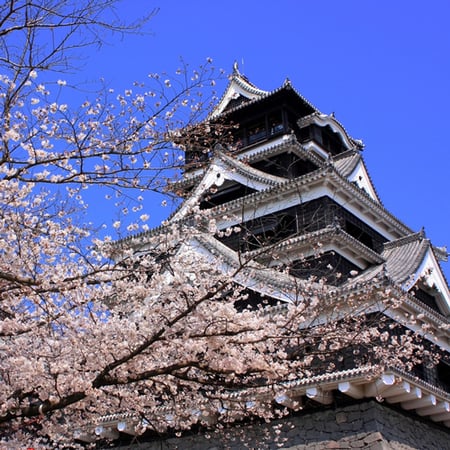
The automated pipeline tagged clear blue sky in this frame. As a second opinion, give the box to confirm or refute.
[78,1,450,278]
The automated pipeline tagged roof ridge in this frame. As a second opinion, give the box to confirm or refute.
[331,149,360,162]
[212,66,320,118]
[298,112,364,150]
[217,150,286,185]
[231,61,267,94]
[383,230,427,250]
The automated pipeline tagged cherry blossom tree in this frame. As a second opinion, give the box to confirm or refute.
[0,1,429,448]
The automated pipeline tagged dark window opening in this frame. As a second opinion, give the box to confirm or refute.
[252,153,319,178]
[321,125,347,155]
[290,251,360,286]
[234,288,280,312]
[231,109,287,149]
[268,112,284,136]
[248,120,267,145]
[240,216,280,252]
[200,184,257,209]
[345,220,374,250]
[437,360,450,392]
[220,213,297,252]
[412,359,450,393]
[413,288,441,314]
[298,124,347,156]
[219,197,387,255]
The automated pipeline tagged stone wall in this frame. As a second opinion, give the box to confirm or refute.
[112,401,450,450]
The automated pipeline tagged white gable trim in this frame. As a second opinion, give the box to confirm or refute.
[299,113,362,151]
[171,158,284,221]
[210,69,268,118]
[403,248,450,316]
[348,160,380,203]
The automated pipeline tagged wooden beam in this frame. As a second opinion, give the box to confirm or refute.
[306,387,333,405]
[401,394,436,410]
[364,374,396,397]
[117,421,137,435]
[338,381,365,399]
[386,387,421,404]
[379,380,411,399]
[429,411,450,423]
[275,393,303,410]
[94,426,119,440]
[417,400,450,417]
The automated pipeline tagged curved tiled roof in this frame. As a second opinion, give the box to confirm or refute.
[171,136,368,200]
[382,231,430,285]
[238,134,325,169]
[209,63,270,118]
[210,64,320,119]
[205,166,412,239]
[331,150,361,177]
[340,232,429,288]
[115,162,412,253]
[168,135,304,192]
[340,230,450,318]
[246,225,385,267]
[193,231,323,302]
[169,150,289,222]
[217,150,286,186]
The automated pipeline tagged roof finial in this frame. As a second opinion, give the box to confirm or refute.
[419,226,426,238]
[233,61,240,75]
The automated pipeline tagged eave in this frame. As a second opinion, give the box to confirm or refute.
[246,225,385,269]
[171,134,323,192]
[74,365,450,443]
[335,278,450,351]
[210,78,319,120]
[211,166,412,241]
[298,112,364,151]
[230,365,450,427]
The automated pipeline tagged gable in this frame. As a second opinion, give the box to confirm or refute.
[210,63,268,118]
[171,154,286,221]
[404,247,450,316]
[347,159,381,203]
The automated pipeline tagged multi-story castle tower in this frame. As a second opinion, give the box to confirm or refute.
[93,64,450,448]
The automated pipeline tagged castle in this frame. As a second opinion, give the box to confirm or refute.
[85,65,450,448]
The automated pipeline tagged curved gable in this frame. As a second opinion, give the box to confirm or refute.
[405,248,450,316]
[171,152,286,221]
[210,63,268,118]
[382,233,450,316]
[299,112,363,152]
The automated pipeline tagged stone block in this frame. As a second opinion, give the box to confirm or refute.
[335,412,348,424]
[363,431,384,444]
[364,419,380,432]
[325,441,341,449]
[347,412,362,422]
[350,439,366,448]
